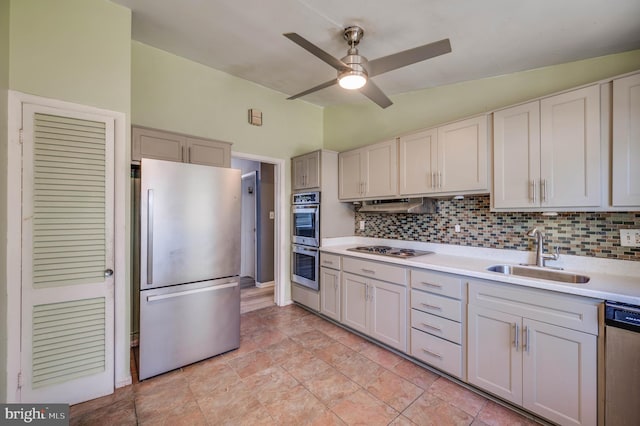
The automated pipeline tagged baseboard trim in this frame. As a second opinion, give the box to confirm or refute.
[255,280,275,289]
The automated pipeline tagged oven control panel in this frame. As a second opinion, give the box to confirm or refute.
[292,191,320,205]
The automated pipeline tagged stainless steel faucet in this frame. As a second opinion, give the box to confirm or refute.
[526,227,559,267]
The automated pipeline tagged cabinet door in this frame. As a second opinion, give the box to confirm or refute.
[132,126,184,162]
[292,151,320,190]
[437,115,488,193]
[320,267,341,322]
[467,305,523,405]
[338,149,364,199]
[522,319,597,426]
[341,272,368,334]
[363,139,398,198]
[612,73,640,206]
[369,280,407,351]
[399,129,437,195]
[186,137,231,168]
[493,102,541,208]
[540,85,601,207]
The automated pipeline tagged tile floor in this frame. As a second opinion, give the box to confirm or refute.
[70,304,540,425]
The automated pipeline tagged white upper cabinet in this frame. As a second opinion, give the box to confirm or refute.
[339,139,398,200]
[493,85,601,210]
[399,115,488,196]
[399,129,438,195]
[437,115,489,193]
[132,126,231,168]
[612,73,640,207]
[292,150,320,190]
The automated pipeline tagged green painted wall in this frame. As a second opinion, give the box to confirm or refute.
[9,0,131,113]
[324,49,640,151]
[132,42,323,158]
[7,0,132,387]
[0,0,9,404]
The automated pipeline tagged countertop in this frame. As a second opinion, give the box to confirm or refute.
[320,237,640,305]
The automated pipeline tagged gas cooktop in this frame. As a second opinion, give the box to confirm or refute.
[346,245,433,258]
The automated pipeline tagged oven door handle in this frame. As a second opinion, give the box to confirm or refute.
[293,245,319,254]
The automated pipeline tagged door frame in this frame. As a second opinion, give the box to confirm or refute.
[240,171,258,279]
[5,91,128,401]
[232,151,287,307]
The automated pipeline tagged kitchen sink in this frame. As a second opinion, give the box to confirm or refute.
[486,264,590,284]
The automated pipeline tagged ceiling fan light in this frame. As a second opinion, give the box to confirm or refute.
[338,70,367,90]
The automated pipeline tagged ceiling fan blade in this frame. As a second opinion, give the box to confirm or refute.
[283,32,350,72]
[287,79,338,100]
[359,80,393,109]
[368,38,452,77]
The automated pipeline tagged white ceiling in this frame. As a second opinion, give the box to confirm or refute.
[113,0,640,108]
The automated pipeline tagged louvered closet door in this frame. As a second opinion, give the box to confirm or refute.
[20,104,114,404]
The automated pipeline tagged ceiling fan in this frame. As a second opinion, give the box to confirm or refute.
[283,26,452,109]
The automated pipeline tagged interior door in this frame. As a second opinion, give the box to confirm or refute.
[241,171,257,278]
[20,104,115,404]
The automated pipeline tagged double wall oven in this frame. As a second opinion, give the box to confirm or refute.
[291,191,320,291]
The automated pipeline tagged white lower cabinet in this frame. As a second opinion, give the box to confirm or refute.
[320,253,342,322]
[468,280,599,426]
[341,256,408,351]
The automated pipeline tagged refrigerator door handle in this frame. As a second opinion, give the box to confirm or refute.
[146,281,238,302]
[147,189,154,285]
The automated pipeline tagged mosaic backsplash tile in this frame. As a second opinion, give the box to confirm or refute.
[354,195,640,262]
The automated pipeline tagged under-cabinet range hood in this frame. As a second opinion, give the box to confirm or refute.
[358,197,437,214]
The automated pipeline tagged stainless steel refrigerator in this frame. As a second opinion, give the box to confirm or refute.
[137,158,241,380]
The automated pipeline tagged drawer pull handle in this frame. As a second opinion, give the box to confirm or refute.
[420,303,442,311]
[421,323,442,332]
[322,260,333,265]
[361,268,376,274]
[421,282,442,288]
[422,348,443,359]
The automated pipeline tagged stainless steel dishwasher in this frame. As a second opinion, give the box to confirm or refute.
[604,301,640,426]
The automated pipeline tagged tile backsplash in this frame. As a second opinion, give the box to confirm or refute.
[354,195,640,261]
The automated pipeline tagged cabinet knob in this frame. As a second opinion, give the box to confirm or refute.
[104,269,114,278]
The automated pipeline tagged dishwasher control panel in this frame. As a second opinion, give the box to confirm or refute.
[605,301,640,331]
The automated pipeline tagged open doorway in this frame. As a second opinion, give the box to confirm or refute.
[232,156,281,313]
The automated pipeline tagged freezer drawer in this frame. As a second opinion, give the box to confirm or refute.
[138,278,240,380]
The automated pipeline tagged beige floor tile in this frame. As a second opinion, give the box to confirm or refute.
[70,385,134,418]
[392,359,440,390]
[428,378,488,417]
[265,337,305,363]
[389,414,419,425]
[135,376,197,423]
[241,365,299,405]
[314,341,358,366]
[366,370,424,412]
[70,398,136,426]
[283,350,333,384]
[293,329,336,351]
[403,392,474,426]
[476,401,539,426]
[330,389,399,425]
[138,398,206,426]
[333,330,370,352]
[185,363,241,399]
[360,341,405,369]
[227,349,274,378]
[262,384,329,424]
[196,380,263,424]
[333,351,384,387]
[304,367,360,405]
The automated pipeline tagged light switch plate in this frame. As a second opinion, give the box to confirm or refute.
[359,221,365,231]
[620,229,640,247]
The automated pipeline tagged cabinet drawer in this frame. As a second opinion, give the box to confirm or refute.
[343,256,407,285]
[411,309,462,345]
[468,280,600,335]
[411,269,463,299]
[411,328,462,378]
[411,290,461,322]
[320,253,341,270]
